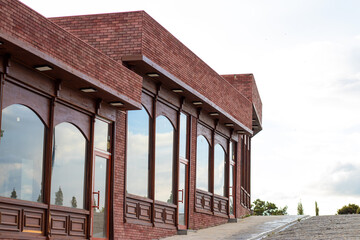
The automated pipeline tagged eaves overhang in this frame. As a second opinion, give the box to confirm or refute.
[0,34,142,111]
[123,54,253,135]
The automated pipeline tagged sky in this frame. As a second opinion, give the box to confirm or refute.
[19,0,360,215]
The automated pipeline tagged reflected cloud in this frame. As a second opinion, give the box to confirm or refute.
[155,116,174,203]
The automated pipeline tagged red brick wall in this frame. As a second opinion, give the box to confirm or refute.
[50,12,143,61]
[188,116,197,229]
[252,80,262,124]
[0,0,142,106]
[51,11,253,129]
[141,12,252,129]
[223,74,262,124]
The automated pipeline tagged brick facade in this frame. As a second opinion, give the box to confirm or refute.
[0,1,260,239]
[51,12,253,130]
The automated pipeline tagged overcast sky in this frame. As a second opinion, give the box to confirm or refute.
[20,0,360,215]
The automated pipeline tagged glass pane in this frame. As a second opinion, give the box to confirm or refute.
[196,135,209,192]
[93,156,108,238]
[178,163,186,226]
[214,144,225,196]
[230,165,234,215]
[0,104,44,202]
[126,108,149,198]
[155,116,174,203]
[94,119,110,152]
[51,122,86,209]
[179,113,187,159]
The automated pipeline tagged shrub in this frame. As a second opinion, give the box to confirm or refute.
[252,199,287,216]
[297,201,304,215]
[337,204,359,214]
[315,201,319,216]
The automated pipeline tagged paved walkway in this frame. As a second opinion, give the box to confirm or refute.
[162,215,305,240]
[265,215,360,240]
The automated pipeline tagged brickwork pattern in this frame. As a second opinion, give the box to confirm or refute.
[0,0,142,105]
[223,74,262,124]
[51,11,253,129]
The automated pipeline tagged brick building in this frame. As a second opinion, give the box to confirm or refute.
[0,1,262,239]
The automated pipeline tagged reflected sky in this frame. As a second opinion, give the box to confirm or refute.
[126,108,149,197]
[93,156,108,238]
[230,165,234,214]
[196,135,209,192]
[178,163,186,225]
[155,115,174,203]
[51,122,86,209]
[214,144,225,196]
[94,118,109,152]
[179,113,187,159]
[0,104,44,202]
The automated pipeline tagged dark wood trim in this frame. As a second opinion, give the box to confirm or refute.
[214,133,228,153]
[0,197,48,209]
[126,194,153,204]
[150,94,157,226]
[123,111,128,227]
[2,79,51,127]
[0,73,4,143]
[197,121,212,146]
[141,91,153,118]
[210,128,215,200]
[175,109,180,227]
[88,116,95,239]
[226,139,230,215]
[5,75,53,101]
[53,101,92,141]
[45,97,55,239]
[156,100,177,130]
[153,200,177,209]
[186,115,192,229]
[123,55,252,134]
[49,205,90,215]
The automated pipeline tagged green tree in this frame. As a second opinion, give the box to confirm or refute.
[55,187,63,206]
[253,199,266,215]
[297,201,304,215]
[10,188,17,199]
[337,204,359,214]
[252,199,287,216]
[71,196,77,208]
[315,201,319,216]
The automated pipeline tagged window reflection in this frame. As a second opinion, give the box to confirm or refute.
[0,104,45,202]
[94,118,110,152]
[126,108,149,198]
[93,156,108,238]
[214,144,225,196]
[196,135,209,192]
[155,115,174,203]
[229,165,234,215]
[51,122,86,209]
[179,113,187,159]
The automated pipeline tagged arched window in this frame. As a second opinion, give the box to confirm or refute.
[0,104,45,202]
[196,135,210,192]
[155,115,174,203]
[126,107,150,198]
[51,122,86,209]
[214,144,226,196]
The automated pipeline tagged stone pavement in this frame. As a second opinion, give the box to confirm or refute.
[265,215,360,240]
[161,215,306,240]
